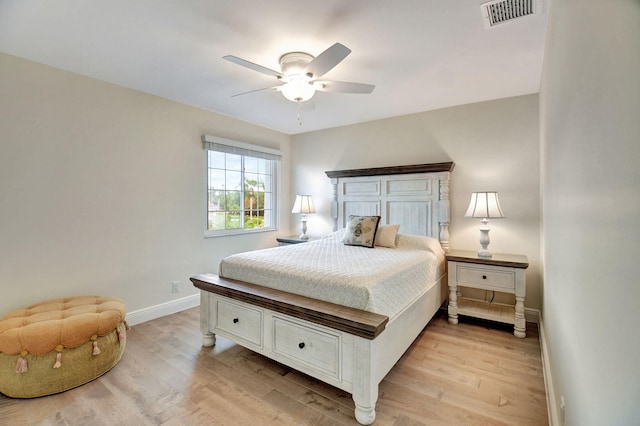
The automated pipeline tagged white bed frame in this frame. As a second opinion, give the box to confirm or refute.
[192,162,454,425]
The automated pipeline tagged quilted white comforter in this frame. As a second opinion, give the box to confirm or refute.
[219,231,445,319]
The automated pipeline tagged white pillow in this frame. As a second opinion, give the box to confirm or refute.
[375,224,400,248]
[396,234,444,257]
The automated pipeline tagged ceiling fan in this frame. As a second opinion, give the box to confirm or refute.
[223,42,375,103]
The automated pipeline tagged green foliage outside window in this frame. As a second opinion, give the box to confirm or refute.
[207,150,274,232]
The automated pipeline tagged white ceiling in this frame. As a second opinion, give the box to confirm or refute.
[0,0,550,135]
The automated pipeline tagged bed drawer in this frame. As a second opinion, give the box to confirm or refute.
[215,298,263,347]
[456,264,515,290]
[272,316,340,379]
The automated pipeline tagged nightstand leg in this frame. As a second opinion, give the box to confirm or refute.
[448,284,459,324]
[514,296,526,338]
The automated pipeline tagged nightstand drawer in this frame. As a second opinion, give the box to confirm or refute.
[457,265,515,290]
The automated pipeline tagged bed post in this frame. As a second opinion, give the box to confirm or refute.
[352,336,377,425]
[438,172,451,253]
[330,177,339,232]
[199,290,216,347]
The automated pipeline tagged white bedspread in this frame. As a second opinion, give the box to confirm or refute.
[219,231,445,319]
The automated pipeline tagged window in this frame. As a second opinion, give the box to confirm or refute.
[203,135,281,236]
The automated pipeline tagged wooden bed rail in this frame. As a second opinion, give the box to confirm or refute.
[191,273,389,340]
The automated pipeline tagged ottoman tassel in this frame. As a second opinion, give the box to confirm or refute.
[91,335,101,355]
[117,323,126,344]
[53,352,62,369]
[53,345,64,368]
[16,350,28,373]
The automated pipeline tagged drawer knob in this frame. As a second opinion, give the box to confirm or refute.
[482,275,487,279]
[233,318,239,324]
[298,342,305,349]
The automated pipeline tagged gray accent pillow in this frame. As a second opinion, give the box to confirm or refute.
[342,215,381,248]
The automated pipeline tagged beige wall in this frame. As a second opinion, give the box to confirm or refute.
[291,94,542,310]
[540,1,640,425]
[0,52,292,315]
[0,53,542,316]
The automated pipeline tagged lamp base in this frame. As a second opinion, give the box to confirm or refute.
[299,214,308,240]
[477,220,492,258]
[477,249,492,258]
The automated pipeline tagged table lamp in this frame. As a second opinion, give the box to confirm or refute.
[465,191,505,258]
[291,195,316,240]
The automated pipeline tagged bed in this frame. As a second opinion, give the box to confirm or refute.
[191,162,454,425]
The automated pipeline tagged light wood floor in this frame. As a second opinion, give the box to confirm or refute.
[1,307,548,425]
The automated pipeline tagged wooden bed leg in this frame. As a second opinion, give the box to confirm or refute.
[354,401,376,426]
[202,332,216,347]
[199,290,216,347]
[352,337,377,425]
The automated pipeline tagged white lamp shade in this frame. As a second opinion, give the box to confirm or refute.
[464,192,505,219]
[291,195,316,214]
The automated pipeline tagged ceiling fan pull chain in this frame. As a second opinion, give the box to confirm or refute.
[297,103,303,126]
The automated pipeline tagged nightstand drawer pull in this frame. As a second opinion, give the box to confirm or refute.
[233,318,239,324]
[298,342,305,349]
[482,275,487,279]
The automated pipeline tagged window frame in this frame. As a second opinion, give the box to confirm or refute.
[202,135,282,238]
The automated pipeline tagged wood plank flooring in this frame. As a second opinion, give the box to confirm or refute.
[0,307,548,425]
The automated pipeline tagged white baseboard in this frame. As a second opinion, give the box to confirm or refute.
[525,308,556,425]
[125,294,200,326]
[525,307,540,324]
[539,315,558,426]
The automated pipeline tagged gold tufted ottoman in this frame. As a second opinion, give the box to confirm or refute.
[0,296,127,398]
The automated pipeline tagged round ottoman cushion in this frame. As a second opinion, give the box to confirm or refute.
[0,296,127,398]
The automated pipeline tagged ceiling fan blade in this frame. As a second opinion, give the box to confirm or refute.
[223,55,283,78]
[304,43,351,79]
[315,80,375,94]
[231,85,281,97]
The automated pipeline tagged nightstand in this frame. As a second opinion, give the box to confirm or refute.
[446,250,529,338]
[276,235,320,246]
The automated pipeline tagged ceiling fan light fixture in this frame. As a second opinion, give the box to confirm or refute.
[281,76,316,102]
[225,43,375,105]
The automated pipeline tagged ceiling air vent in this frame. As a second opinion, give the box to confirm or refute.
[481,0,535,28]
